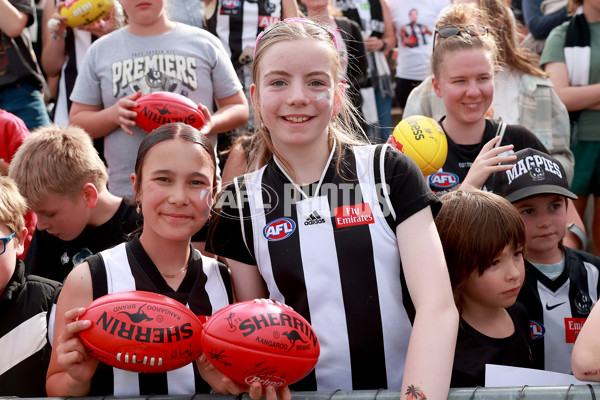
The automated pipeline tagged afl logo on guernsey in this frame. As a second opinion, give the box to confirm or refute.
[263,218,296,241]
[222,0,241,9]
[429,172,458,189]
[530,320,545,340]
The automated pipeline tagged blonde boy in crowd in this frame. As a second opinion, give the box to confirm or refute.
[9,125,142,283]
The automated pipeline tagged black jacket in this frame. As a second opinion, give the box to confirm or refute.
[0,259,61,396]
[335,16,369,110]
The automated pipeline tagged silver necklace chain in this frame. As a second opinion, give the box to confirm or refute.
[160,265,188,279]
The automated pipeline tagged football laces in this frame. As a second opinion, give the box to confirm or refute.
[116,352,163,367]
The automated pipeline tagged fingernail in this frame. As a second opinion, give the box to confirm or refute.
[81,319,91,327]
[51,33,57,39]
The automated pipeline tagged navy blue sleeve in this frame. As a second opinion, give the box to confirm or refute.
[522,0,568,39]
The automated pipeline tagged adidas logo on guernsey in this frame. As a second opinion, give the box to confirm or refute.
[304,211,326,226]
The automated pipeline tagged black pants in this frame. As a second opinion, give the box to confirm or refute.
[394,77,422,110]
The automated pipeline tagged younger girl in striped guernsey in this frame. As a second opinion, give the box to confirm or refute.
[46,123,233,396]
[208,18,458,400]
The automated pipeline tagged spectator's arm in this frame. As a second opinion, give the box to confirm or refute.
[382,0,396,55]
[209,91,249,135]
[523,0,568,39]
[70,91,141,138]
[226,259,268,301]
[545,62,600,111]
[281,0,299,18]
[41,0,67,77]
[573,302,600,381]
[70,102,119,139]
[0,0,29,38]
[397,207,458,400]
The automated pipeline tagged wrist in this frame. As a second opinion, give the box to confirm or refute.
[381,41,388,52]
[47,18,67,39]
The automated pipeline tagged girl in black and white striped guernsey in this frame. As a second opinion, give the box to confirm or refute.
[46,123,232,396]
[208,18,459,400]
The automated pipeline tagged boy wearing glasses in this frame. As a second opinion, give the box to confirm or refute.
[8,125,142,283]
[0,176,61,396]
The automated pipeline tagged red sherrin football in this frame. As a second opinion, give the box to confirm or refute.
[200,299,320,388]
[132,92,206,133]
[78,291,204,373]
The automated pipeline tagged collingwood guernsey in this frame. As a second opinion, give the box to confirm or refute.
[518,247,600,373]
[209,144,441,390]
[85,235,232,395]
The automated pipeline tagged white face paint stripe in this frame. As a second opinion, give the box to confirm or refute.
[199,189,210,202]
[316,92,329,101]
[0,312,48,375]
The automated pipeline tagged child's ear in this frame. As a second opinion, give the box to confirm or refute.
[333,82,345,117]
[250,83,259,112]
[82,183,99,208]
[250,83,264,126]
[14,227,27,257]
[432,76,442,98]
[250,83,256,107]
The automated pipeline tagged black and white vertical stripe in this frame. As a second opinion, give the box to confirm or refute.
[564,13,591,87]
[54,29,95,125]
[89,239,231,395]
[239,144,411,390]
[210,0,282,70]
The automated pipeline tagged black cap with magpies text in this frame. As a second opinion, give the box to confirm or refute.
[493,148,577,203]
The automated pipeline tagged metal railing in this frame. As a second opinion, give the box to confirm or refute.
[5,386,600,400]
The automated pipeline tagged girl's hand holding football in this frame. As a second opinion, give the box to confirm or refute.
[79,7,121,37]
[197,353,290,400]
[198,104,213,135]
[47,2,68,39]
[112,90,142,135]
[249,381,291,400]
[197,353,247,395]
[54,307,98,385]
